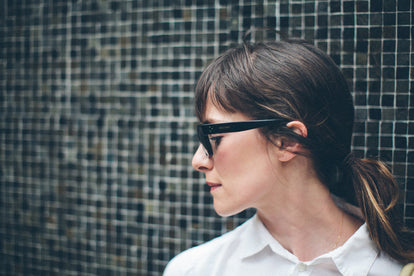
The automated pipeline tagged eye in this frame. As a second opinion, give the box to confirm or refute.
[209,136,223,148]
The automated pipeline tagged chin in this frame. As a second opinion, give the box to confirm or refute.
[214,204,245,217]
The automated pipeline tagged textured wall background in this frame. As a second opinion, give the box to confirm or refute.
[0,0,412,275]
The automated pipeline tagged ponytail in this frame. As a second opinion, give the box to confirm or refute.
[344,155,414,263]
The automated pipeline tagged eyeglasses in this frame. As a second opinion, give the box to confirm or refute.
[197,119,287,157]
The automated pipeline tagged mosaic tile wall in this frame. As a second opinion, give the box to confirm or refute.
[0,0,412,275]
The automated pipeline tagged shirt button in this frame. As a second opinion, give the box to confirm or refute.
[297,263,307,272]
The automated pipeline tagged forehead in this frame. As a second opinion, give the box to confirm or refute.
[203,97,251,124]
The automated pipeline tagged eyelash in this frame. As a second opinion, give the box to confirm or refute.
[209,136,223,147]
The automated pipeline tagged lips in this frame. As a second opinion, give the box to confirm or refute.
[207,182,222,192]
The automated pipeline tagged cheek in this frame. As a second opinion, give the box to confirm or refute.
[214,138,277,214]
[215,134,255,169]
[215,132,274,181]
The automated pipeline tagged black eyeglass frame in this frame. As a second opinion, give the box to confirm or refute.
[197,119,288,157]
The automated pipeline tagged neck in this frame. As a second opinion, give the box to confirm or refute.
[256,175,362,261]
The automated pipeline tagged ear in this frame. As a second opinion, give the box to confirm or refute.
[286,121,308,137]
[277,121,308,162]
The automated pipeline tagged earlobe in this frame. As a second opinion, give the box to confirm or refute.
[277,142,301,162]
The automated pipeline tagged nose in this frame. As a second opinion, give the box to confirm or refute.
[192,144,213,172]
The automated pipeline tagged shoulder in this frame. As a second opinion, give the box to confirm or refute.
[163,240,221,275]
[164,234,230,273]
[163,216,254,276]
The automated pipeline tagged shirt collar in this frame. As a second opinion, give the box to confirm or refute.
[237,214,379,275]
[330,223,379,275]
[237,214,269,260]
[238,214,299,263]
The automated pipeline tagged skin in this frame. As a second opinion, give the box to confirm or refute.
[192,99,363,261]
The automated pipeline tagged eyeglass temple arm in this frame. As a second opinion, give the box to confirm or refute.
[202,119,286,135]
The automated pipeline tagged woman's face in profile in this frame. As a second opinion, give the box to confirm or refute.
[192,99,284,217]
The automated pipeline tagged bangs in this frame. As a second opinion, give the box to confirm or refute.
[194,45,254,122]
[194,72,238,122]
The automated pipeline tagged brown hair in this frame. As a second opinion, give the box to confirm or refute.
[195,39,414,263]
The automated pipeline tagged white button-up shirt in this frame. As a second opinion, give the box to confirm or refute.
[164,214,402,276]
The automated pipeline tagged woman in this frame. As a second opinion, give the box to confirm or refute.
[164,38,414,275]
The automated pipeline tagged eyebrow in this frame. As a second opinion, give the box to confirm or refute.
[201,119,225,124]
